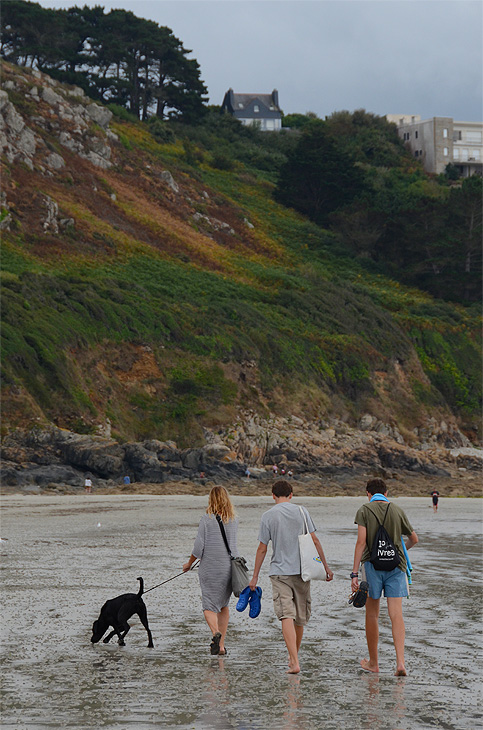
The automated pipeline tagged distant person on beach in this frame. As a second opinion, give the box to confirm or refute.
[272,465,278,476]
[183,486,238,656]
[431,489,440,512]
[84,477,92,494]
[249,480,333,674]
[351,478,418,676]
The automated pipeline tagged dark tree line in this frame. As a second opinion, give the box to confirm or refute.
[333,174,482,303]
[0,1,208,121]
[275,120,366,225]
[275,114,482,303]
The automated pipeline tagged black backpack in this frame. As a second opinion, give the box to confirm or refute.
[366,503,401,571]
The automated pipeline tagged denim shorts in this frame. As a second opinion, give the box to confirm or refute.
[362,562,408,599]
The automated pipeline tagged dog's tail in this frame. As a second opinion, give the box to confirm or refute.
[137,576,144,596]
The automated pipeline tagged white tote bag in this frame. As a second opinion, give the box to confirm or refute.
[298,506,326,581]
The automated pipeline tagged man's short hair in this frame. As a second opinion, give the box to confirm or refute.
[366,478,387,495]
[272,480,293,498]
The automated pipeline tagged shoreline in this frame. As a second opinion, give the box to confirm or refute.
[1,472,481,498]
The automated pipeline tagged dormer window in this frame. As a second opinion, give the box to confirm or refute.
[254,105,259,113]
[238,103,243,108]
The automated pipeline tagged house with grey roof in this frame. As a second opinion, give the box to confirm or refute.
[222,89,282,131]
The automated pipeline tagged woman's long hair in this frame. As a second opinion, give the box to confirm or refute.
[207,486,235,523]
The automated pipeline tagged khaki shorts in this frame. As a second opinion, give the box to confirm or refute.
[270,575,312,626]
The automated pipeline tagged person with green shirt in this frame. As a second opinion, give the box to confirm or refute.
[351,478,418,676]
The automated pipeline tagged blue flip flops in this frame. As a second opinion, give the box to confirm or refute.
[236,586,251,612]
[248,586,262,619]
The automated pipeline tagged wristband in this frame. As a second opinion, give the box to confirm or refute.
[350,572,359,578]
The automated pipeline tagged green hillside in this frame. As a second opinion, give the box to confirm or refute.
[0,61,481,445]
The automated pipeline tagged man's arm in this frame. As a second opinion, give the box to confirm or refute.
[405,531,418,549]
[351,524,367,591]
[249,542,268,590]
[310,533,334,581]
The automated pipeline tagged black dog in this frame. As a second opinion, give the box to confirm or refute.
[91,577,154,648]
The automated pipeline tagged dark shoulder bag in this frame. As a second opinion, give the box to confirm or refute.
[366,503,401,571]
[215,514,249,597]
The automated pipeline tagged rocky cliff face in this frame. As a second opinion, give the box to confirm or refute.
[1,70,114,174]
[0,61,249,246]
[1,62,481,486]
[1,416,480,491]
[210,410,471,467]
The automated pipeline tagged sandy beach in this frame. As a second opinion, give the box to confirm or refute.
[1,494,482,729]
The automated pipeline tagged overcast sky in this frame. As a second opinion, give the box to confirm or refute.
[35,0,482,121]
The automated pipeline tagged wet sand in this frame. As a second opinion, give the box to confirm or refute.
[1,495,482,729]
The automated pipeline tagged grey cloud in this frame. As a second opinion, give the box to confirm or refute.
[36,0,482,121]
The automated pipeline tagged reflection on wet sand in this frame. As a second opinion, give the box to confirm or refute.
[198,657,234,729]
[362,673,407,730]
[1,495,481,729]
[282,676,306,730]
[198,658,309,730]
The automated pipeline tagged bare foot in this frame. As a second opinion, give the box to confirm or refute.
[287,657,301,674]
[360,658,379,673]
[395,667,407,676]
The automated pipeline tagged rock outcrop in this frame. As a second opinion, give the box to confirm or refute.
[1,419,480,489]
[205,411,474,477]
[0,427,247,487]
[0,67,114,174]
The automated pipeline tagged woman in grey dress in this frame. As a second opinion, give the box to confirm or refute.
[183,486,238,655]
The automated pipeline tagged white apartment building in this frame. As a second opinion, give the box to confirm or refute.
[386,114,483,177]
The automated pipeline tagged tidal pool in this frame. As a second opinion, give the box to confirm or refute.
[1,494,481,729]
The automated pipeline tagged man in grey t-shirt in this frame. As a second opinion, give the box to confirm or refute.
[249,480,333,673]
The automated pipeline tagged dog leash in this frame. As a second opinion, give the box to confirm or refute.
[143,560,200,595]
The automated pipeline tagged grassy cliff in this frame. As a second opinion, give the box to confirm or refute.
[1,62,481,445]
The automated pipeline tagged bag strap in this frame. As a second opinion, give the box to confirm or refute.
[364,502,391,527]
[298,506,310,535]
[381,502,391,527]
[215,514,233,558]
